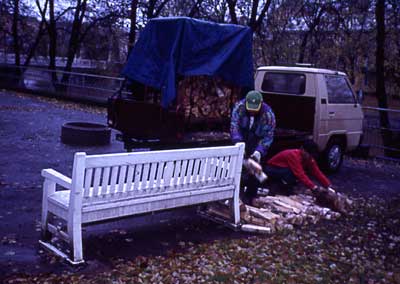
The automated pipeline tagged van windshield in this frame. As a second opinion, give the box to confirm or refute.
[261,72,306,95]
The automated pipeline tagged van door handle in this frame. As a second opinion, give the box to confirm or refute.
[328,111,335,117]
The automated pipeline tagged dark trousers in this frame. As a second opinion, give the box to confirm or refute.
[240,172,260,203]
[264,165,297,195]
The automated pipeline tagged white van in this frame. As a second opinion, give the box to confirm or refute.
[255,66,364,172]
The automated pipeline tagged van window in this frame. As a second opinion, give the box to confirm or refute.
[325,75,355,104]
[261,72,306,95]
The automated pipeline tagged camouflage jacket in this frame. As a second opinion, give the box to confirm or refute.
[230,99,276,157]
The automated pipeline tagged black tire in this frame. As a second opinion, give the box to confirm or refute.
[61,122,111,146]
[321,139,344,173]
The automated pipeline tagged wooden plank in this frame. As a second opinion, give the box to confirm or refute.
[172,160,182,187]
[92,168,102,197]
[155,162,165,188]
[186,159,194,183]
[247,206,280,224]
[41,169,71,189]
[193,158,201,183]
[218,156,227,179]
[109,166,118,194]
[117,165,127,193]
[85,144,243,168]
[223,156,230,178]
[163,161,173,187]
[125,165,135,192]
[83,168,93,198]
[227,155,237,179]
[205,157,214,181]
[273,195,307,211]
[133,164,142,191]
[148,162,157,189]
[142,163,151,190]
[241,224,273,234]
[180,160,189,185]
[101,167,110,195]
[199,157,209,183]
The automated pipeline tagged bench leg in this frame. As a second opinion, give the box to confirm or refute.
[68,221,83,263]
[232,190,240,225]
[41,180,55,241]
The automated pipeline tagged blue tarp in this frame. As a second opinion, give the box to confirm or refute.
[122,17,254,108]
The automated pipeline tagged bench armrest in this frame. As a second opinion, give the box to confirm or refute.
[41,169,71,190]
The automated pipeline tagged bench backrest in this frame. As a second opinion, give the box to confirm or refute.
[69,143,244,207]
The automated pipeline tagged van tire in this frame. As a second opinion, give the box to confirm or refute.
[321,139,344,173]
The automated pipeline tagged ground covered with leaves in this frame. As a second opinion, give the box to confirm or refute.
[5,188,400,284]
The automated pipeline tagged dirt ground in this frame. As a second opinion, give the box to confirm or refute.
[1,90,399,283]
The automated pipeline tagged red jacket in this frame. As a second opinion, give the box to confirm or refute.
[267,149,331,189]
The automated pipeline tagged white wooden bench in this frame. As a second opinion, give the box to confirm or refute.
[39,143,244,264]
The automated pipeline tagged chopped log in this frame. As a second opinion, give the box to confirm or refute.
[241,224,273,234]
[272,199,301,214]
[207,208,231,220]
[241,211,268,227]
[246,205,280,224]
[253,197,298,214]
[251,197,278,211]
[273,195,307,211]
[290,194,314,206]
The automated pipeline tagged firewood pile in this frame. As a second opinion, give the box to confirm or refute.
[177,76,241,120]
[204,193,344,234]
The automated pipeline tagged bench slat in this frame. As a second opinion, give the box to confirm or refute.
[148,162,157,189]
[181,160,188,185]
[186,159,194,184]
[125,165,135,192]
[84,145,242,168]
[228,155,236,179]
[141,163,150,190]
[84,168,93,198]
[163,161,173,187]
[109,166,118,194]
[220,157,227,178]
[155,162,164,189]
[196,158,205,183]
[117,165,127,193]
[92,168,102,197]
[80,178,235,205]
[101,167,111,195]
[133,164,142,191]
[172,160,182,187]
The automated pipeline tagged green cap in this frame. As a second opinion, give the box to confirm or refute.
[245,91,263,112]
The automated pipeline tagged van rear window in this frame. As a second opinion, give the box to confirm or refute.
[261,72,306,95]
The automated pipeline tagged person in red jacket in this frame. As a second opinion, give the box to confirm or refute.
[264,140,334,195]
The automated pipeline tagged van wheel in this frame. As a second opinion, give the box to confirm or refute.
[322,139,344,172]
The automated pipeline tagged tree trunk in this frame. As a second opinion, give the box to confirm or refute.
[12,0,20,66]
[226,0,238,24]
[127,0,138,58]
[62,0,87,84]
[375,0,392,154]
[23,16,46,67]
[298,31,310,63]
[48,0,56,74]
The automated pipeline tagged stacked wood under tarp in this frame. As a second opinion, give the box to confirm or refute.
[177,76,241,123]
[204,193,344,234]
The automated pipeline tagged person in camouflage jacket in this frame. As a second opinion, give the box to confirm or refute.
[231,91,276,161]
[230,90,276,205]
